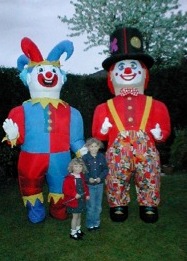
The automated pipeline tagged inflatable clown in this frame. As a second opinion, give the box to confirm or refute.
[92,27,171,223]
[2,37,86,223]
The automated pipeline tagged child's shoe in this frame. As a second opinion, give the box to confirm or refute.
[70,233,81,240]
[87,226,95,231]
[94,225,100,230]
[77,229,85,238]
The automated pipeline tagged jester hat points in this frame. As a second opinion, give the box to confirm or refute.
[17,37,74,71]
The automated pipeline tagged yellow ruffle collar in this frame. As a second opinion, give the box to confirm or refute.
[24,98,68,109]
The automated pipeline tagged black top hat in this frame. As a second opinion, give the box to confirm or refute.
[102,27,154,71]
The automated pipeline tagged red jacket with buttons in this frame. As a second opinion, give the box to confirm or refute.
[63,173,89,208]
[92,94,171,148]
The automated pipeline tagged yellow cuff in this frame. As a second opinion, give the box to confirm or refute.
[48,193,64,204]
[22,192,44,206]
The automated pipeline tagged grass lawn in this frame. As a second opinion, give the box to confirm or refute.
[0,173,186,261]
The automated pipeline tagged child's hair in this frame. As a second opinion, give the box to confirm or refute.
[68,157,88,173]
[85,137,104,149]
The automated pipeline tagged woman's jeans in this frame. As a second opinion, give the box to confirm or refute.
[86,183,104,228]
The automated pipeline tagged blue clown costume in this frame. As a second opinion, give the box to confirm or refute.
[2,37,85,223]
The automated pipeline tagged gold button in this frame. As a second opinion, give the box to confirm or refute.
[48,119,52,123]
[127,97,132,100]
[47,126,52,131]
[48,111,52,115]
[128,105,132,110]
[128,117,133,122]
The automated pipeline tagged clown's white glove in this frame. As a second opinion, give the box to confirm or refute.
[150,123,163,140]
[100,117,112,134]
[2,119,19,140]
[79,145,88,156]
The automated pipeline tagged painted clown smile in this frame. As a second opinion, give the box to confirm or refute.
[38,74,58,87]
[120,73,136,81]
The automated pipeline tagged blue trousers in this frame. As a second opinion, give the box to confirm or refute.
[86,183,104,228]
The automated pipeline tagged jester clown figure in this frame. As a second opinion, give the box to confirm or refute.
[2,38,86,223]
[92,27,171,223]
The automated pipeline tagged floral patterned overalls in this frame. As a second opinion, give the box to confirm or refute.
[106,97,161,207]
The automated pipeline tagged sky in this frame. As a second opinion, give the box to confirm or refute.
[0,0,187,75]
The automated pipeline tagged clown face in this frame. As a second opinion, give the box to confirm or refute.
[110,59,146,95]
[26,64,65,99]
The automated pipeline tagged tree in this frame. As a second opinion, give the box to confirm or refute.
[58,0,187,68]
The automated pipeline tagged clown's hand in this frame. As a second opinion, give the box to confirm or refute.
[150,123,163,140]
[100,117,112,134]
[79,145,88,156]
[2,119,19,140]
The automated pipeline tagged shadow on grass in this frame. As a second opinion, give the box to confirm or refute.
[0,173,186,261]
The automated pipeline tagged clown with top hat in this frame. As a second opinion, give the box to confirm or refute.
[92,27,171,223]
[2,37,87,223]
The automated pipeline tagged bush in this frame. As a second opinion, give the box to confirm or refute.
[169,128,187,171]
[0,143,20,185]
[0,65,187,184]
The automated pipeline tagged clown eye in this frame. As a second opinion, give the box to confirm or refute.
[52,68,57,73]
[38,67,44,72]
[130,62,137,69]
[118,62,125,71]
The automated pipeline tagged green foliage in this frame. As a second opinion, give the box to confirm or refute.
[146,59,187,129]
[0,69,113,184]
[61,73,113,138]
[0,67,30,133]
[58,0,187,69]
[169,128,187,170]
[0,64,186,184]
[0,174,186,260]
[0,67,28,184]
[0,143,19,184]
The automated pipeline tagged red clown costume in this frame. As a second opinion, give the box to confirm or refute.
[92,27,171,223]
[2,38,86,223]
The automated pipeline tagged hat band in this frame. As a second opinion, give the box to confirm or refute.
[28,60,60,68]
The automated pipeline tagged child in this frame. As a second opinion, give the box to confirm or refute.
[63,158,90,240]
[82,138,108,231]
